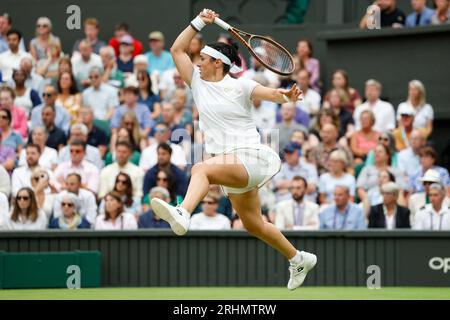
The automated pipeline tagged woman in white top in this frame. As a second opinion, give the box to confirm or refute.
[94,191,138,230]
[2,187,48,230]
[396,80,434,138]
[150,9,316,291]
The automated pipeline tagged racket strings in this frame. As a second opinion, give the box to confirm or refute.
[249,37,294,75]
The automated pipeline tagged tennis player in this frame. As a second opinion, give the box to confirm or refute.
[151,8,317,290]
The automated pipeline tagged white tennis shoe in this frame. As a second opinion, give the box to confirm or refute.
[287,251,317,290]
[150,198,190,235]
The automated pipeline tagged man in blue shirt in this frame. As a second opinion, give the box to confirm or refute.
[145,31,175,75]
[405,0,435,27]
[320,185,366,230]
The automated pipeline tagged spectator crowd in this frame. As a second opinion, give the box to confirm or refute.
[0,0,449,231]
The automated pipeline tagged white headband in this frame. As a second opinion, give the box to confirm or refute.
[200,45,242,73]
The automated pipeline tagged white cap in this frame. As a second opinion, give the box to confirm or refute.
[133,54,148,65]
[400,104,415,116]
[419,169,441,183]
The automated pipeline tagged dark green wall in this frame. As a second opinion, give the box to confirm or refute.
[1,231,450,287]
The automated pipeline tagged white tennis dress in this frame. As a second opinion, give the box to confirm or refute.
[190,68,281,194]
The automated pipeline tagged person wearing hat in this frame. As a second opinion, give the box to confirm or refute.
[408,169,450,222]
[368,182,411,229]
[108,22,143,57]
[117,34,135,74]
[272,141,318,202]
[145,31,175,75]
[393,103,423,151]
[413,183,450,230]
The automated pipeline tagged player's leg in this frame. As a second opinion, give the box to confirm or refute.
[228,188,317,290]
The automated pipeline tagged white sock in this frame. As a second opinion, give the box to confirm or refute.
[289,250,303,265]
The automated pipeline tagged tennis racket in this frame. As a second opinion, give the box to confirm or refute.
[213,17,295,76]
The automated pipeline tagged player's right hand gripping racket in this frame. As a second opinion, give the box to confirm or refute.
[214,17,295,76]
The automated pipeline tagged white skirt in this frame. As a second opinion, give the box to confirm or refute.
[219,144,281,195]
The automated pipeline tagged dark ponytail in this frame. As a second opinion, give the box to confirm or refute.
[207,42,241,74]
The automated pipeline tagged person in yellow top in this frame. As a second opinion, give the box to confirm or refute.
[393,103,426,151]
[56,71,82,124]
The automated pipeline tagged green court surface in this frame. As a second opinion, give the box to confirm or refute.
[1,287,450,300]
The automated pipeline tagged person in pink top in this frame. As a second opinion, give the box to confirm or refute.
[0,86,27,139]
[350,110,380,164]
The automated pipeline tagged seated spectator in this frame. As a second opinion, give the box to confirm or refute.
[405,0,434,27]
[207,184,233,220]
[241,47,280,88]
[52,56,73,88]
[35,105,68,151]
[56,71,82,124]
[0,86,27,139]
[30,168,55,219]
[171,89,193,134]
[137,70,161,119]
[58,123,103,170]
[190,192,231,230]
[29,17,61,64]
[409,146,450,195]
[49,192,91,230]
[138,186,172,229]
[319,150,356,205]
[0,132,15,172]
[78,106,108,159]
[275,176,319,230]
[293,40,320,92]
[308,107,341,147]
[155,102,186,144]
[0,188,9,227]
[328,89,355,140]
[0,164,11,197]
[359,0,406,28]
[82,67,119,121]
[0,29,32,81]
[323,69,362,113]
[140,123,187,172]
[105,126,141,166]
[365,131,398,168]
[145,31,175,75]
[161,69,194,109]
[36,42,61,82]
[320,185,366,230]
[295,68,321,116]
[108,22,143,57]
[98,141,144,199]
[354,79,395,133]
[110,86,153,141]
[396,80,433,138]
[357,144,406,210]
[142,142,188,203]
[20,126,57,170]
[307,123,353,175]
[397,129,427,177]
[117,35,134,75]
[30,84,71,135]
[273,142,318,202]
[99,172,142,216]
[431,0,450,24]
[54,140,100,194]
[19,57,46,96]
[414,183,450,230]
[408,169,450,222]
[72,18,106,54]
[12,69,41,115]
[290,129,312,161]
[368,182,411,229]
[275,102,308,152]
[350,110,380,164]
[1,187,47,230]
[0,108,23,156]
[71,40,103,89]
[99,46,125,88]
[392,104,424,151]
[94,191,138,230]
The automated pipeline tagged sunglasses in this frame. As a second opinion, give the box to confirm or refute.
[70,149,83,154]
[89,75,100,79]
[32,174,46,181]
[43,93,54,97]
[156,177,168,182]
[378,137,389,142]
[17,196,30,201]
[202,201,217,205]
[61,202,74,207]
[0,115,8,120]
[124,121,134,126]
[116,179,128,185]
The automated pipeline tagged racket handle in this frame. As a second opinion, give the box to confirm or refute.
[214,17,231,31]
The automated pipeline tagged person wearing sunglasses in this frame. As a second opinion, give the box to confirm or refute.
[136,69,161,120]
[364,131,398,168]
[1,187,47,230]
[29,17,60,64]
[189,192,231,230]
[98,172,141,216]
[49,192,90,230]
[94,191,138,230]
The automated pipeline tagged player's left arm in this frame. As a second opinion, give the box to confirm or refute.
[251,83,302,104]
